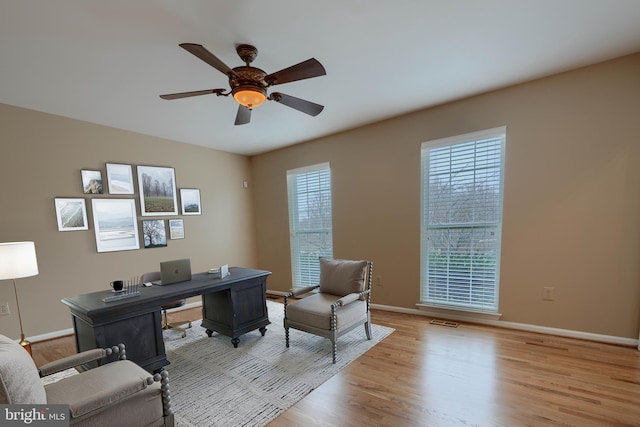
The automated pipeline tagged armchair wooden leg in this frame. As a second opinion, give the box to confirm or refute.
[284,297,290,348]
[284,321,290,348]
[365,321,372,340]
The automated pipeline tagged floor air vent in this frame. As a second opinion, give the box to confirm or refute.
[429,319,459,328]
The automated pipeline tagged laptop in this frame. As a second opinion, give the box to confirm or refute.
[153,259,192,285]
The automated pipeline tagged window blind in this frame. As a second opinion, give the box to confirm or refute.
[421,128,505,312]
[287,163,333,288]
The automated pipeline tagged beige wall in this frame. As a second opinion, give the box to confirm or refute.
[251,53,640,339]
[2,53,639,342]
[0,104,256,339]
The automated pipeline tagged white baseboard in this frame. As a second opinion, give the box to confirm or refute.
[25,301,205,344]
[269,290,638,347]
[28,296,637,349]
[371,303,639,348]
[26,328,76,343]
[166,300,202,312]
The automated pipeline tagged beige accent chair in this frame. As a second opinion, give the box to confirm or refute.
[0,334,173,426]
[141,271,192,338]
[284,258,373,363]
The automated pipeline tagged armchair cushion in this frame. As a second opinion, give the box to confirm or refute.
[45,360,150,418]
[0,334,46,404]
[318,258,368,296]
[286,293,367,331]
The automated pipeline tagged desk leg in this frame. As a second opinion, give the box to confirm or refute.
[205,330,247,348]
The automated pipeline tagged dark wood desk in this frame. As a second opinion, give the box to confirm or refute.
[61,267,271,372]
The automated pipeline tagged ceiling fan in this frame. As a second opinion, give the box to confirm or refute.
[160,43,326,125]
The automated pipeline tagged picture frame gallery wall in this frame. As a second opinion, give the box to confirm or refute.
[54,163,201,253]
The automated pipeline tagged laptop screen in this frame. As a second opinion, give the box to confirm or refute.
[154,258,192,285]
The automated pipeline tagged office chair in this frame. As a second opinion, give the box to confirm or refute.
[284,258,373,363]
[140,271,192,338]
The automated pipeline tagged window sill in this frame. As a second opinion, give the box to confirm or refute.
[415,303,502,321]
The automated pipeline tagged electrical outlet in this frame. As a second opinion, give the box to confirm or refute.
[543,287,554,301]
[375,275,383,287]
[0,302,10,316]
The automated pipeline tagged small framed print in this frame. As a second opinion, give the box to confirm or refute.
[180,188,201,215]
[54,198,89,231]
[81,169,103,194]
[169,219,185,240]
[142,219,167,248]
[106,163,134,194]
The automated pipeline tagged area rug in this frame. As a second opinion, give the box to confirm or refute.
[163,300,394,427]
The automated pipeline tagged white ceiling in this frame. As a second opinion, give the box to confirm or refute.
[1,1,640,156]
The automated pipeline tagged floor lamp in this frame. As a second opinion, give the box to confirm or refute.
[0,241,39,354]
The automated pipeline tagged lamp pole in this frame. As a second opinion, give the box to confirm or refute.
[12,278,31,354]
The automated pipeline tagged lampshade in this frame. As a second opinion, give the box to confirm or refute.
[0,242,39,280]
[232,85,266,109]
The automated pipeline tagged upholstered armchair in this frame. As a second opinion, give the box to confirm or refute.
[284,258,373,363]
[0,334,174,426]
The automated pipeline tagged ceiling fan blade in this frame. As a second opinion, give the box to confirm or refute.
[265,58,326,86]
[269,92,324,116]
[159,89,225,100]
[179,43,237,77]
[235,105,251,125]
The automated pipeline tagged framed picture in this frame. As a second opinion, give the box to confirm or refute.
[169,219,185,240]
[91,199,140,253]
[106,163,134,194]
[180,188,201,215]
[54,198,88,231]
[137,165,178,216]
[81,169,103,194]
[142,219,167,248]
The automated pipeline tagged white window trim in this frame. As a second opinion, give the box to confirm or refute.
[420,126,506,314]
[287,162,333,289]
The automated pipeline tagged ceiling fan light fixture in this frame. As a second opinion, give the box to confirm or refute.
[232,85,266,109]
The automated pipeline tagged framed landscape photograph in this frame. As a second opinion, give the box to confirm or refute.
[91,199,140,252]
[142,219,167,248]
[180,188,201,215]
[106,163,134,194]
[81,169,103,194]
[54,198,88,231]
[169,219,185,240]
[137,165,178,216]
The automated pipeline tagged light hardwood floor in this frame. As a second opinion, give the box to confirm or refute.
[32,304,640,427]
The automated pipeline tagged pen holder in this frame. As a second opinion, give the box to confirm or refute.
[102,277,141,303]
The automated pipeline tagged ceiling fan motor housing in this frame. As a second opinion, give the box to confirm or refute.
[230,66,268,109]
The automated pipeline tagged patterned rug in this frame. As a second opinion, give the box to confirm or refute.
[163,300,394,427]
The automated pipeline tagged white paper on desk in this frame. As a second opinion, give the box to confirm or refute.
[220,264,229,279]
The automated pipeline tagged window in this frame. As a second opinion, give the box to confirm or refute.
[421,127,505,312]
[287,162,333,288]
